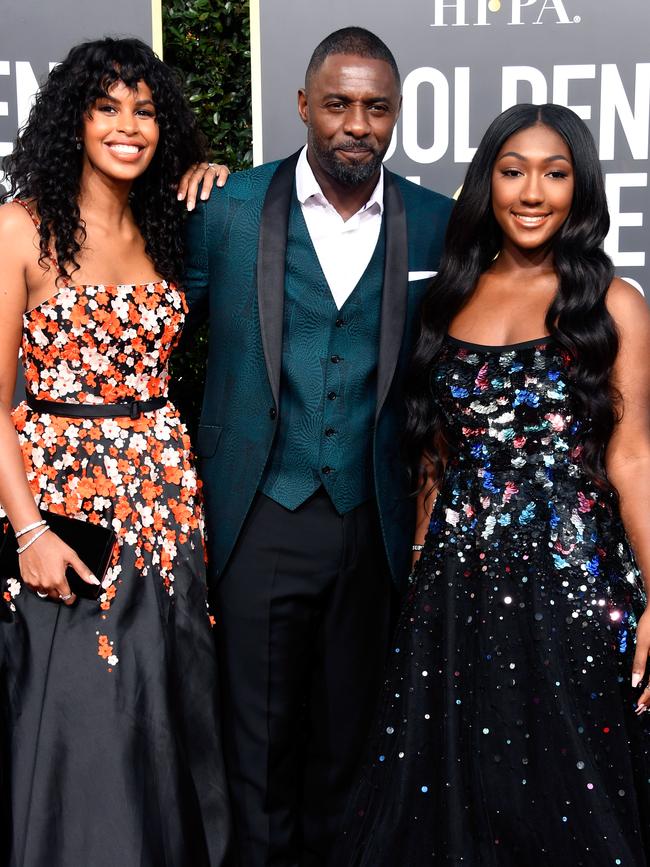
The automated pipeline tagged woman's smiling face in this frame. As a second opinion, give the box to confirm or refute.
[491,122,575,255]
[81,79,159,184]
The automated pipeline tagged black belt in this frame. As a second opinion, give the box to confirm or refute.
[25,394,167,420]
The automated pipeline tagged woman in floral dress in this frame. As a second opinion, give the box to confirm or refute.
[0,38,230,866]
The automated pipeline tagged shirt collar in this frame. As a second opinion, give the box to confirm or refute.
[295,145,385,216]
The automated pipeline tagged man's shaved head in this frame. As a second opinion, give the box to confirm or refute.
[305,27,400,90]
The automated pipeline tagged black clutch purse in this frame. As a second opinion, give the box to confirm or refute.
[0,510,117,600]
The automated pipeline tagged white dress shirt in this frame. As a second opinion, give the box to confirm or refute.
[295,146,384,310]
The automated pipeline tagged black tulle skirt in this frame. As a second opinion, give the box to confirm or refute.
[335,474,650,867]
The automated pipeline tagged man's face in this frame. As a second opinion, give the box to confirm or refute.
[298,53,401,187]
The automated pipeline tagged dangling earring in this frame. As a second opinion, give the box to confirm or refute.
[75,137,82,151]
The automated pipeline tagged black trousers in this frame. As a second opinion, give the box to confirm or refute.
[214,489,394,867]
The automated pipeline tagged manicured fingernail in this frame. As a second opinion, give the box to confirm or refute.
[177,192,183,200]
[636,705,647,715]
[187,203,194,212]
[632,673,642,688]
[88,574,100,585]
[217,179,225,187]
[201,190,209,199]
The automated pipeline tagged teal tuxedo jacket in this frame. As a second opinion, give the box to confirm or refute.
[183,152,453,588]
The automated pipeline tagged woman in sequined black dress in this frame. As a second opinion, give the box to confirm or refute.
[337,104,650,866]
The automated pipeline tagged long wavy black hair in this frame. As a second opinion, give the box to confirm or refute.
[1,37,206,284]
[407,103,618,493]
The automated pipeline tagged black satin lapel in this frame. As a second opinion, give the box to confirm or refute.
[376,171,409,420]
[256,150,301,407]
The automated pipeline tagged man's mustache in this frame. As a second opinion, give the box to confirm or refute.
[335,141,377,154]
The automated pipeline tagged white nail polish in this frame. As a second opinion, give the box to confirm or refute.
[632,673,642,688]
[88,574,100,585]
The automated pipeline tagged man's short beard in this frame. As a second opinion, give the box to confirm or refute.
[310,135,385,187]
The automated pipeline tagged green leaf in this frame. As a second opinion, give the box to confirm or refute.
[163,0,253,427]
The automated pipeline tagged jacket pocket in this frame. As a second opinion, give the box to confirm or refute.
[195,424,223,458]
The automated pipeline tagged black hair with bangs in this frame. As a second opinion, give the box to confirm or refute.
[2,37,205,284]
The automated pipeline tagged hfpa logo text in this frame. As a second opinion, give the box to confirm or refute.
[430,0,581,27]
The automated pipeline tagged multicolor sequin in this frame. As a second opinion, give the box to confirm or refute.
[339,337,649,867]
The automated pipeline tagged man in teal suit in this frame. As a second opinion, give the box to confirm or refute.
[183,27,453,867]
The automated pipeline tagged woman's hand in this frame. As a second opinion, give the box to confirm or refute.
[176,162,230,211]
[632,608,650,713]
[412,453,438,571]
[18,529,100,606]
[411,544,425,570]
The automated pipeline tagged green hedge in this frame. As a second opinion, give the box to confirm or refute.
[163,0,253,170]
[164,0,253,431]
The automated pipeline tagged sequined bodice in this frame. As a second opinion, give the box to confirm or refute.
[434,336,579,479]
[429,335,635,585]
[22,281,186,403]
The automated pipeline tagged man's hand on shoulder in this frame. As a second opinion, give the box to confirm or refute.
[177,162,230,212]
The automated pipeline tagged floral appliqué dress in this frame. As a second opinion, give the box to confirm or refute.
[0,204,230,867]
[339,337,650,867]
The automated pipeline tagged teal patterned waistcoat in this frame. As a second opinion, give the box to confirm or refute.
[260,201,385,513]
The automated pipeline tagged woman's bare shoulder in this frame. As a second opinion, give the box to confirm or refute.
[0,200,41,264]
[606,277,650,360]
[607,277,649,328]
[0,200,38,238]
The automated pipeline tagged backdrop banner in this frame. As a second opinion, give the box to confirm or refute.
[0,0,162,194]
[252,0,650,301]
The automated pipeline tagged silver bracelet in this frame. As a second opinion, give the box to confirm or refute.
[16,525,50,554]
[412,543,425,552]
[15,518,47,539]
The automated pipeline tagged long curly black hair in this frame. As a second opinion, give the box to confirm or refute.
[407,103,619,494]
[1,37,206,284]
